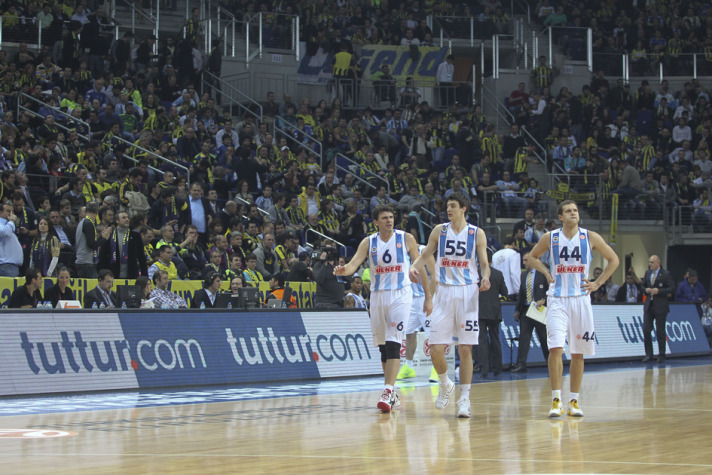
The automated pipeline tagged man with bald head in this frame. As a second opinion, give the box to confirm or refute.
[642,255,676,363]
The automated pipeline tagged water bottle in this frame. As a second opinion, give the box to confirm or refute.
[121,301,127,309]
[226,301,232,310]
[92,302,98,309]
[99,302,106,309]
[200,302,206,309]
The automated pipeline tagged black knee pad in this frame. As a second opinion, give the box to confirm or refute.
[385,341,401,359]
[379,345,387,363]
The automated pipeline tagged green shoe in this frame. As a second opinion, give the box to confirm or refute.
[396,364,416,380]
[429,366,439,383]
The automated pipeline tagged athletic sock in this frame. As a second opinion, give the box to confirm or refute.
[460,384,471,400]
[406,359,414,367]
[438,373,452,386]
[385,384,394,391]
[569,392,579,402]
[552,390,562,401]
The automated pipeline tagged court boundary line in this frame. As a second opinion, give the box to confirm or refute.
[27,452,712,468]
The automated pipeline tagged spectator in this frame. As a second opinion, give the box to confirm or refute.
[149,270,188,309]
[0,202,24,277]
[229,275,244,293]
[264,273,296,308]
[243,253,265,284]
[75,202,112,279]
[84,269,118,308]
[44,267,75,307]
[477,251,507,376]
[512,252,549,373]
[615,272,645,303]
[675,270,708,304]
[492,237,521,299]
[436,55,455,107]
[148,245,179,280]
[8,268,43,309]
[701,296,712,347]
[29,217,61,277]
[253,233,280,278]
[191,272,221,309]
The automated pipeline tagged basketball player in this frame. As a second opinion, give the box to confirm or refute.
[410,192,490,418]
[334,204,429,412]
[528,200,619,417]
[344,275,368,308]
[397,245,437,381]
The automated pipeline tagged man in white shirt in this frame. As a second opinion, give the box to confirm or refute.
[496,171,528,218]
[215,119,240,147]
[492,237,521,299]
[436,54,455,107]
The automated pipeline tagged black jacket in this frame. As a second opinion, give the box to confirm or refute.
[313,259,344,306]
[98,229,147,279]
[516,269,549,316]
[643,268,675,314]
[478,267,508,321]
[615,283,644,303]
[45,284,75,308]
[84,287,118,308]
[191,288,216,309]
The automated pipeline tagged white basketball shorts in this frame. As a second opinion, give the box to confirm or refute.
[406,294,430,335]
[546,295,596,355]
[370,287,413,347]
[428,283,480,346]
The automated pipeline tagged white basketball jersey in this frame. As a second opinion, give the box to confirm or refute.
[345,292,367,308]
[369,230,411,292]
[412,244,429,297]
[548,227,592,298]
[435,223,480,286]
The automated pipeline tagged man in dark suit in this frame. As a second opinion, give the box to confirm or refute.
[477,251,508,376]
[84,269,118,308]
[512,251,550,373]
[190,271,222,308]
[642,255,676,363]
[187,183,214,245]
[615,271,644,302]
[98,211,147,279]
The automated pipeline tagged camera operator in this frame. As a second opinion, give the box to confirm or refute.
[313,246,344,309]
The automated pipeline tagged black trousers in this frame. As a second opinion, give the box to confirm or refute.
[643,307,667,357]
[477,319,502,374]
[517,316,549,366]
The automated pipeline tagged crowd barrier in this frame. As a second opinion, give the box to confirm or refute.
[495,303,710,366]
[0,309,379,396]
[0,278,317,309]
[0,303,707,397]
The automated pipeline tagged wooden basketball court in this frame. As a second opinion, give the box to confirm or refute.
[1,361,710,474]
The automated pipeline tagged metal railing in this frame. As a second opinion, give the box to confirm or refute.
[234,195,269,217]
[273,116,323,167]
[480,80,561,177]
[304,227,347,251]
[113,0,159,38]
[246,12,300,68]
[16,93,187,182]
[333,164,378,195]
[0,15,118,49]
[531,26,593,72]
[334,153,389,195]
[429,15,513,46]
[201,70,262,122]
